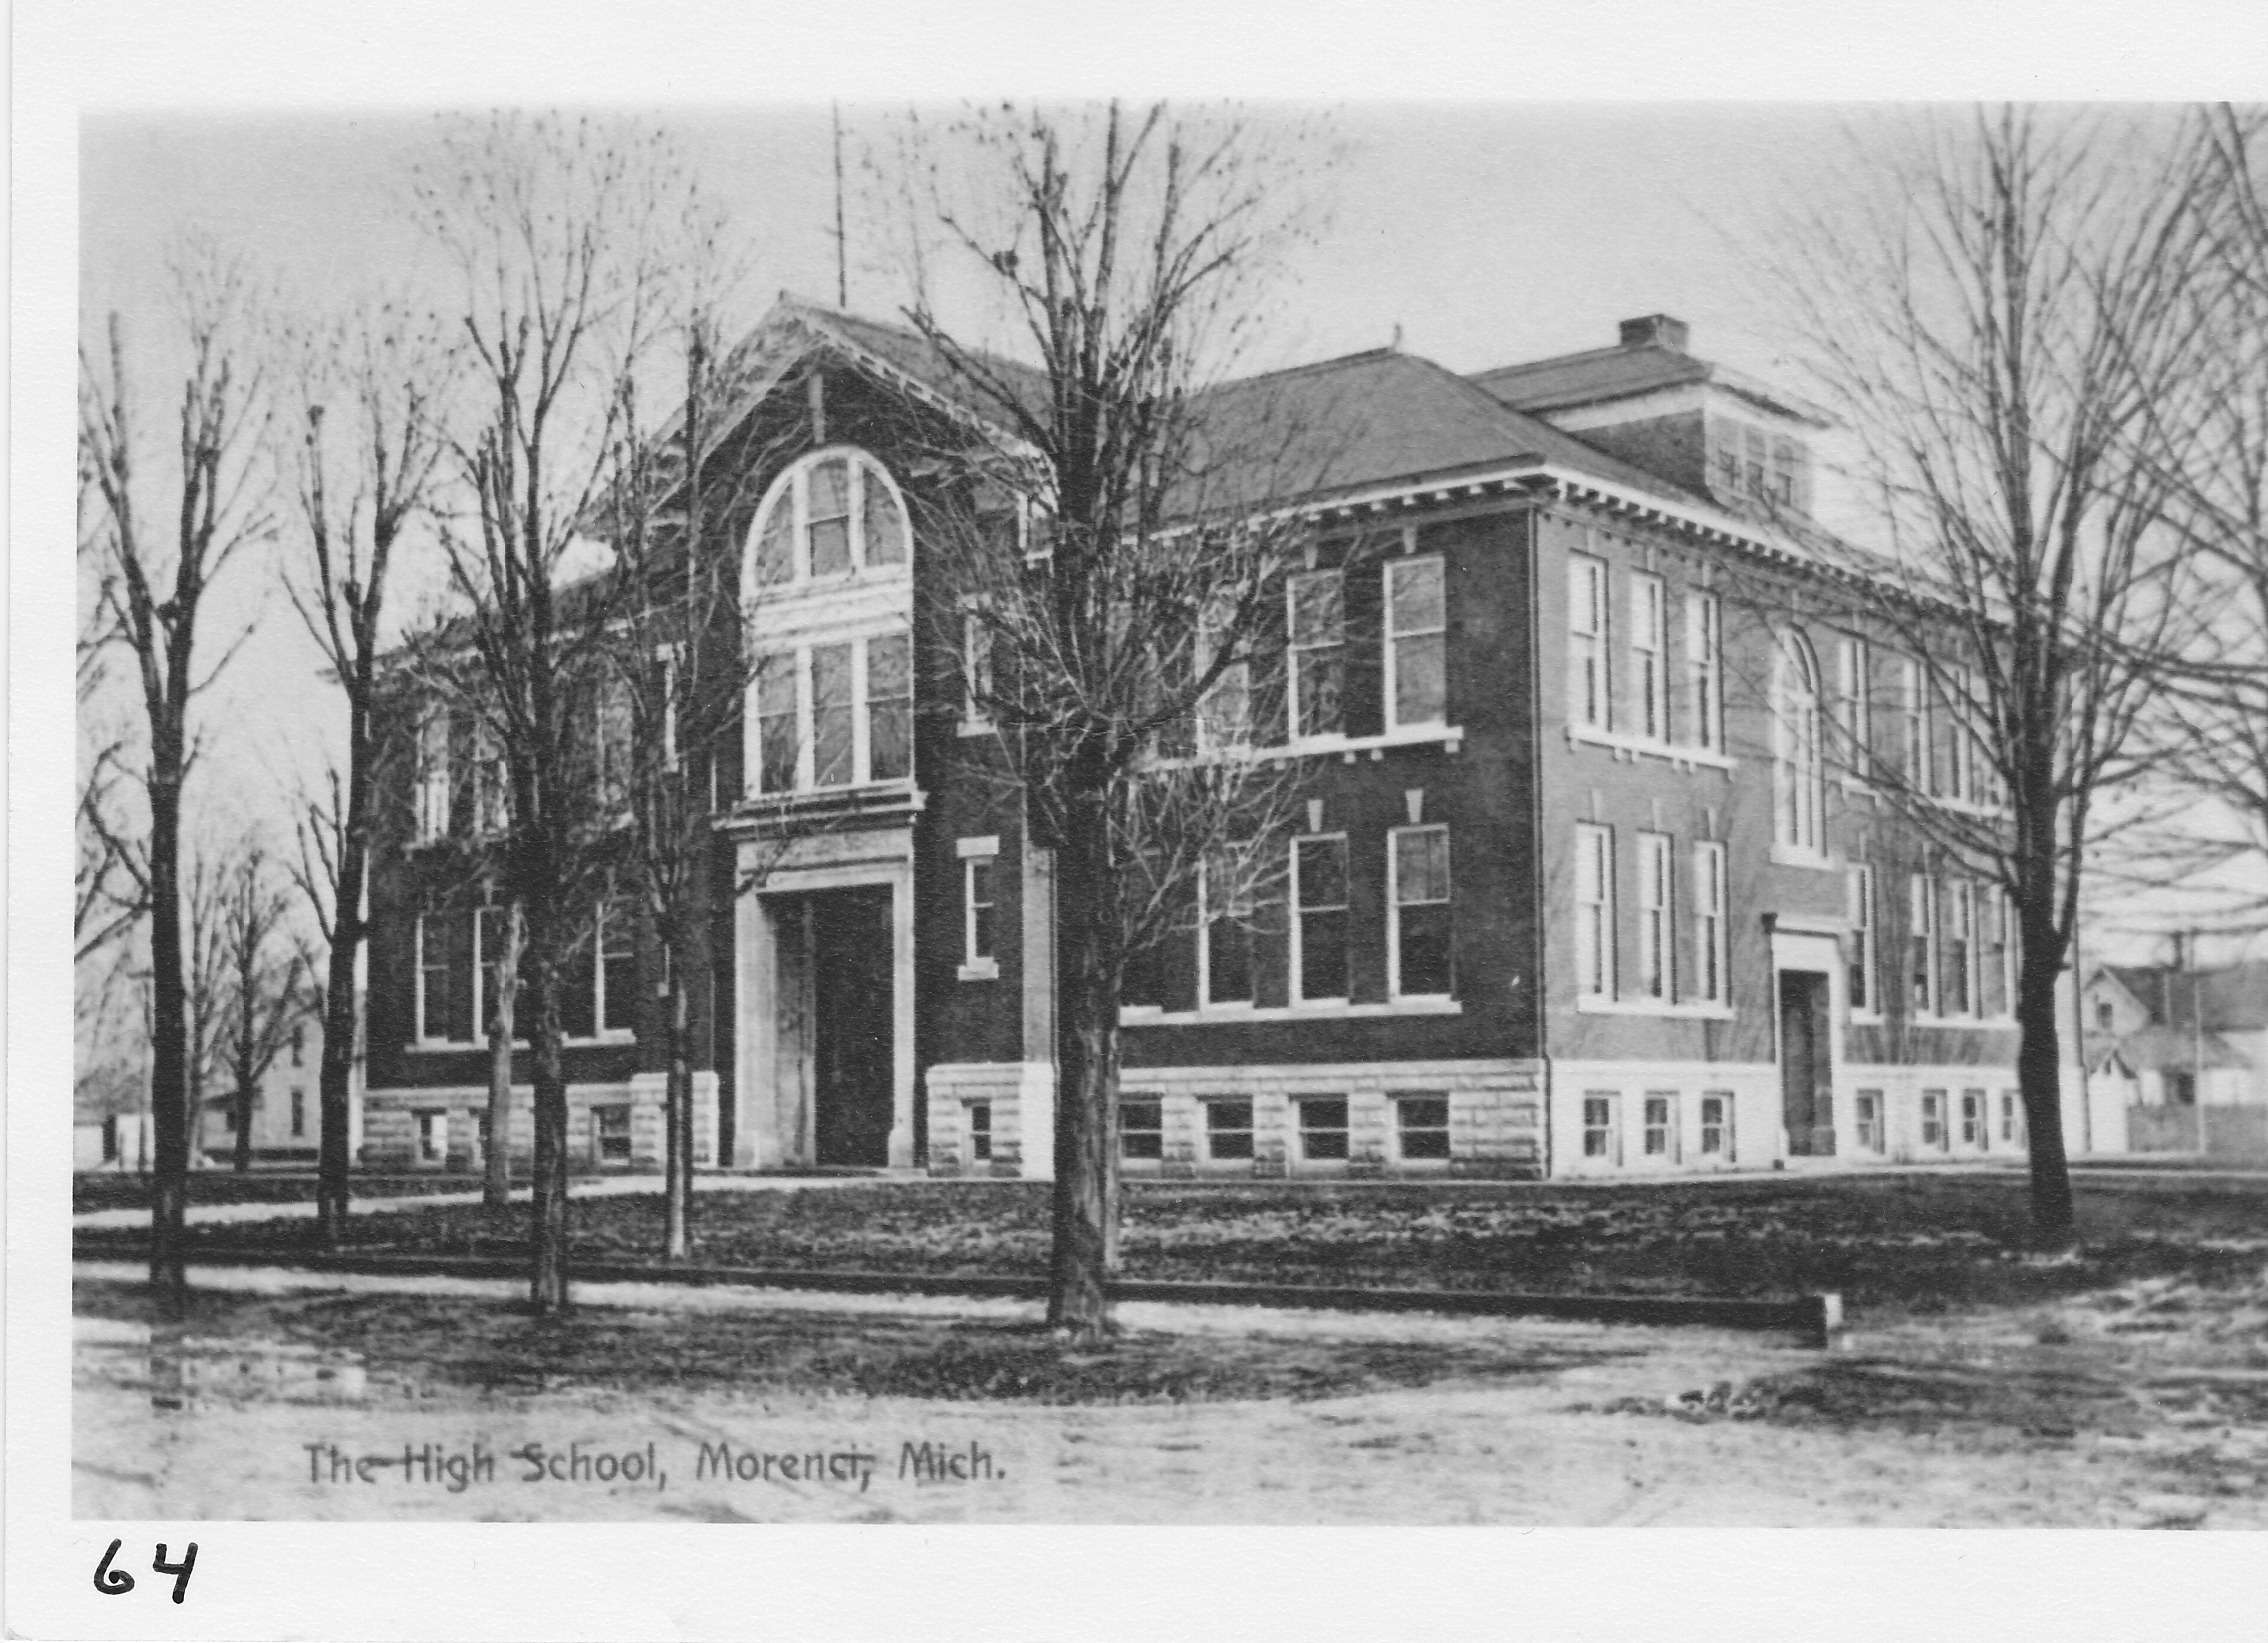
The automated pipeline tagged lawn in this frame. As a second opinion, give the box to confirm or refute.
[72,1172,503,1214]
[74,1174,2268,1313]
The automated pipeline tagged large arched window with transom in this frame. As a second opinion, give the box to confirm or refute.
[1775,631,1827,856]
[745,447,910,591]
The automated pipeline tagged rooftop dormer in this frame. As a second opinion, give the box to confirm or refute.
[1469,315,1830,516]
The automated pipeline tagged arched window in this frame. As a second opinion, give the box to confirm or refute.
[745,447,909,592]
[1775,632,1825,855]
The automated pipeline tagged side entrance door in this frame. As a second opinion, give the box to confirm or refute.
[810,886,896,1168]
[1779,969,1835,1157]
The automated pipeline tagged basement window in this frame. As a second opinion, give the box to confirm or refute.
[1204,1100,1255,1162]
[966,1101,992,1163]
[1395,1095,1451,1161]
[1119,1099,1164,1161]
[1296,1098,1349,1162]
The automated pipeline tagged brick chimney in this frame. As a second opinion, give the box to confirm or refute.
[1618,314,1690,350]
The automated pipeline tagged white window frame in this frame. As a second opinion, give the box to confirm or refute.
[416,703,451,843]
[958,835,1001,981]
[1640,1091,1679,1163]
[1387,823,1454,1002]
[1834,635,1871,784]
[1393,1093,1453,1163]
[958,607,994,734]
[1201,1098,1257,1164]
[1944,880,1976,1017]
[413,910,461,1046]
[1699,1090,1734,1159]
[1198,857,1256,1009]
[1901,656,1928,793]
[1630,572,1669,742]
[1853,1089,1885,1154]
[1287,568,1346,742]
[746,628,915,798]
[1910,873,1939,1017]
[1636,831,1674,1001]
[594,897,638,1040]
[742,446,912,592]
[1569,553,1609,731]
[1960,1087,1987,1150]
[415,1108,449,1166]
[472,899,527,1048]
[1847,863,1879,1020]
[1576,823,1617,1001]
[1690,840,1727,1007]
[1290,832,1350,1006]
[1581,1092,1621,1164]
[1195,595,1253,753]
[1920,1089,1949,1151]
[1991,887,2017,1020]
[1686,590,1723,752]
[1294,1097,1352,1165]
[1385,554,1448,731]
[1774,634,1827,858]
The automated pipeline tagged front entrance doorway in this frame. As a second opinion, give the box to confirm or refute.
[1779,969,1835,1157]
[803,886,896,1167]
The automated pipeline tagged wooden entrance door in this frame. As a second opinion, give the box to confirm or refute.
[1779,969,1835,1156]
[810,886,895,1167]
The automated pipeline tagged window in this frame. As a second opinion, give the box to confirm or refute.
[2169,1070,2198,1107]
[1582,1093,1620,1162]
[590,672,632,816]
[1987,889,2015,1017]
[1642,1093,1678,1160]
[1692,840,1727,1006]
[1636,833,1674,1001]
[1847,865,1877,1015]
[1910,875,1938,1016]
[1931,671,1966,800]
[1714,427,1741,493]
[1699,1092,1733,1157]
[966,1101,992,1163]
[599,899,638,1036]
[416,704,451,842]
[1920,1089,1948,1151]
[1120,1099,1164,1161]
[1569,554,1608,730]
[1944,881,1974,1017]
[2000,1090,2025,1146]
[2096,998,2115,1032]
[1297,1098,1350,1162]
[1630,572,1668,741]
[1961,1089,1986,1149]
[1853,1090,1885,1154]
[291,1088,305,1138]
[1204,1100,1255,1162]
[1835,637,1871,779]
[1576,824,1616,1000]
[963,853,998,971]
[1292,835,1349,1003]
[1390,825,1453,998]
[415,908,470,1045]
[1288,570,1345,739]
[1770,436,1800,506]
[1775,635,1825,855]
[290,1025,305,1068]
[1196,595,1252,751]
[1200,854,1255,1007]
[1686,592,1723,751]
[744,448,908,588]
[1743,424,1768,497]
[594,1104,632,1166]
[748,632,915,795]
[1900,656,1928,792]
[1395,1095,1450,1161]
[1386,555,1447,728]
[416,1109,448,1166]
[960,610,993,728]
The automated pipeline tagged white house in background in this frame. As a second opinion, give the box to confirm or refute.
[2082,961,2268,1159]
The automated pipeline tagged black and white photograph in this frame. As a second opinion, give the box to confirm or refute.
[15,2,2268,1637]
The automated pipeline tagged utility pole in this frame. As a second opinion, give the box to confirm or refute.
[832,103,848,309]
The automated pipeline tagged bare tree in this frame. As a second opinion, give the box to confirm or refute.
[79,248,272,1293]
[884,101,1340,1335]
[1767,107,2216,1248]
[214,845,307,1171]
[282,299,448,1236]
[2130,107,2268,940]
[407,112,705,1312]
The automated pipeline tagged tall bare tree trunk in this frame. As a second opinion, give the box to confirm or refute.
[1048,786,1121,1338]
[147,759,188,1296]
[232,1074,254,1172]
[664,977,691,1261]
[520,899,572,1312]
[484,900,522,1208]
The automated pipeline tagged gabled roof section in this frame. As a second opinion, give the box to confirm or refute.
[2104,963,2268,1034]
[1471,338,1832,429]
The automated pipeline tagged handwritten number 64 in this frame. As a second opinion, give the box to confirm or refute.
[94,1539,197,1603]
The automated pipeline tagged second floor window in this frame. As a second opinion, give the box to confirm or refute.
[1288,569,1344,739]
[1943,879,1975,1016]
[747,448,909,588]
[1910,873,1938,1016]
[1636,830,1674,1000]
[1775,635,1825,855]
[1847,863,1877,1014]
[1686,591,1722,752]
[1200,854,1255,1007]
[1386,556,1446,729]
[1692,839,1727,1006]
[416,705,452,842]
[1569,553,1608,730]
[1835,636,1871,779]
[748,631,913,796]
[1195,597,1251,752]
[1630,573,1668,741]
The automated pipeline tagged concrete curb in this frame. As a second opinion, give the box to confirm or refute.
[71,1241,1844,1347]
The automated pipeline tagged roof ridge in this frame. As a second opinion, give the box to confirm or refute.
[1471,339,1700,383]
